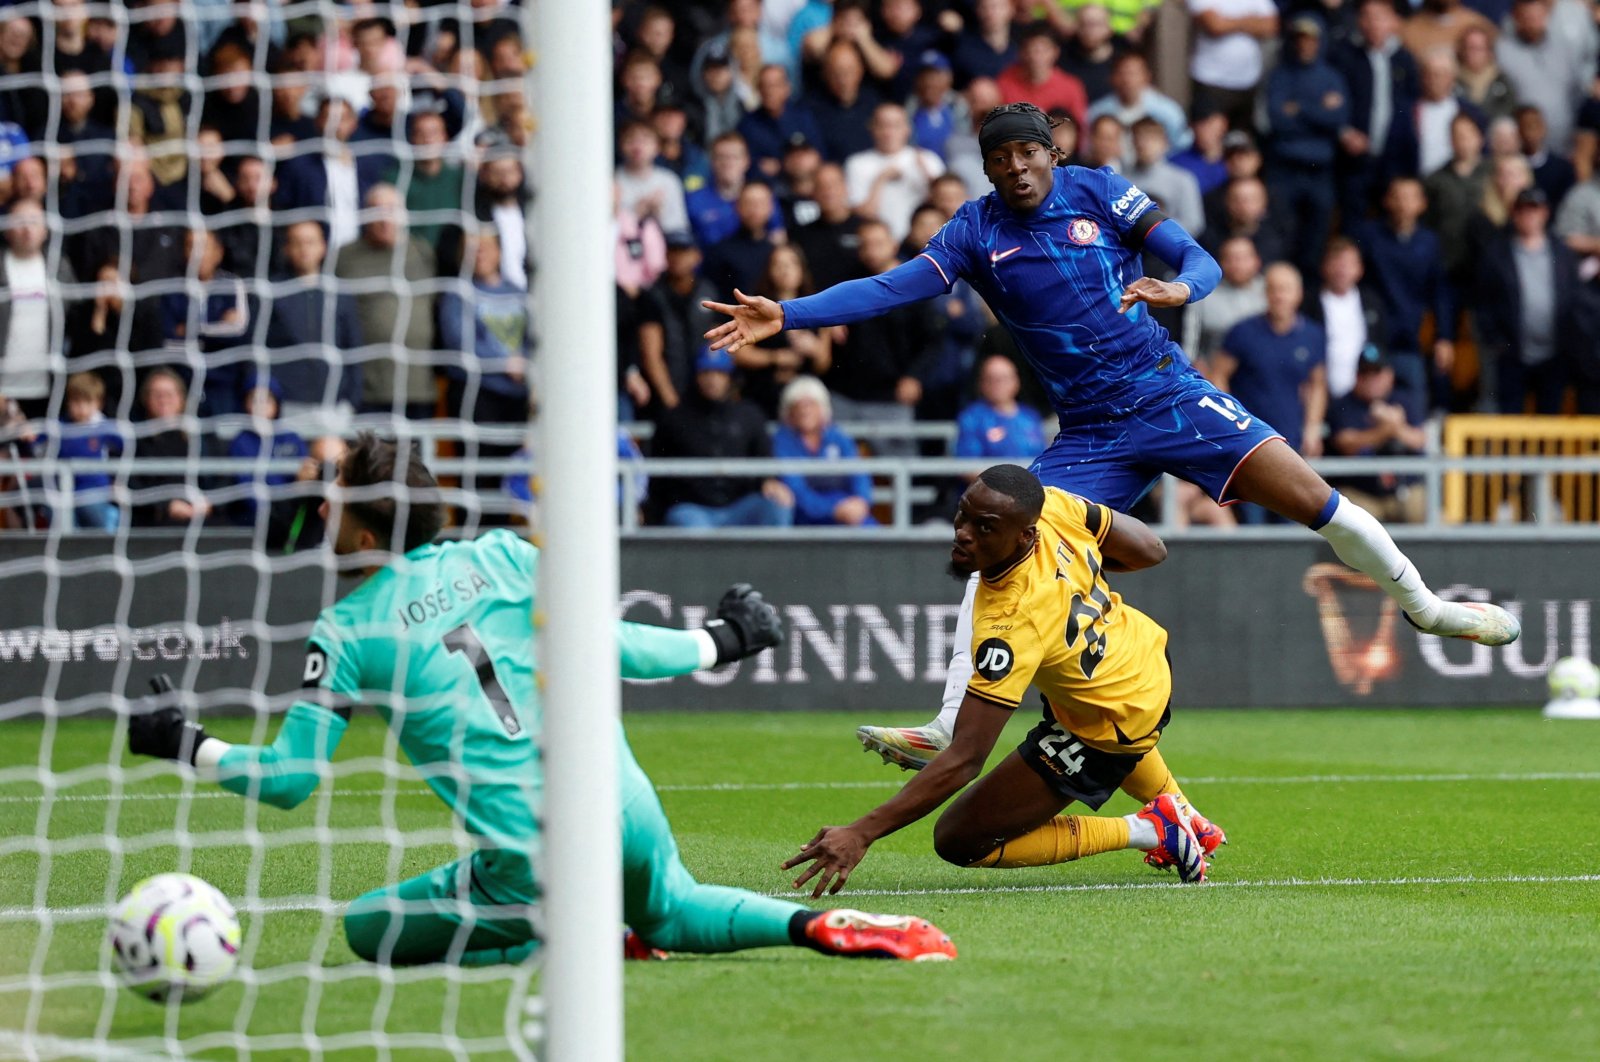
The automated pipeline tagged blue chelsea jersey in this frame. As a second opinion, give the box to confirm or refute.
[919,166,1193,425]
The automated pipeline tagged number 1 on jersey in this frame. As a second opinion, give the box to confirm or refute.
[443,622,523,738]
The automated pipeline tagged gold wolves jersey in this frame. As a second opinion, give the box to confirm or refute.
[965,487,1171,753]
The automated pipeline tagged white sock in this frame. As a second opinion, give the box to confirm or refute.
[1125,814,1158,850]
[929,574,980,737]
[1314,493,1441,626]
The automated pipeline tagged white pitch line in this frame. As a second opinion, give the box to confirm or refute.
[4,873,1598,922]
[807,872,1600,899]
[2,770,1599,806]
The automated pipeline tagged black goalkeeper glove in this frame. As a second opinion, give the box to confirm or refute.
[127,674,210,766]
[703,583,784,665]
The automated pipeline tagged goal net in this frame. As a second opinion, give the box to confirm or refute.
[0,1,593,1057]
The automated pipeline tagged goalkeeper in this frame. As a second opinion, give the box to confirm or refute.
[130,433,954,965]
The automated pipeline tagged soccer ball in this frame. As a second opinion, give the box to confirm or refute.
[108,872,241,1002]
[1546,656,1600,702]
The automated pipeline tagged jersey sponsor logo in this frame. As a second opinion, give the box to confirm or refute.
[302,645,329,687]
[974,637,1014,681]
[1067,218,1100,245]
[1111,185,1152,221]
[989,245,1023,264]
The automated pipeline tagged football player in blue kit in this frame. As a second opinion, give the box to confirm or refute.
[705,102,1519,776]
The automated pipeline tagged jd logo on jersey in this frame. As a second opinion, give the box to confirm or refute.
[302,647,328,686]
[975,638,1014,681]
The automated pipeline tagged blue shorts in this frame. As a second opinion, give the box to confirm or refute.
[1029,374,1285,510]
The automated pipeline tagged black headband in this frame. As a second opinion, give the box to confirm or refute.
[979,106,1056,158]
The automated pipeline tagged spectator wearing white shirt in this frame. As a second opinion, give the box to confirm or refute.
[844,103,944,244]
[615,120,690,239]
[1306,236,1393,401]
[1188,0,1281,130]
[0,199,74,419]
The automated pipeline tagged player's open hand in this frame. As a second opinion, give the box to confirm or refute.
[702,290,785,354]
[1118,278,1190,314]
[783,826,870,898]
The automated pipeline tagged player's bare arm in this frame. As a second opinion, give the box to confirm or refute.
[1098,508,1167,572]
[783,693,1012,898]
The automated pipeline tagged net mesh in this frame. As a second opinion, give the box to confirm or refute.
[0,2,541,1057]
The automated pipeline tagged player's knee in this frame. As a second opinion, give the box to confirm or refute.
[931,818,987,868]
[342,907,388,964]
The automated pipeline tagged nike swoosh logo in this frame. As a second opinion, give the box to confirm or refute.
[1237,419,1253,431]
[989,246,1022,264]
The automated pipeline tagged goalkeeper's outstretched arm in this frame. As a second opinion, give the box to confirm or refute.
[129,675,349,811]
[618,583,784,679]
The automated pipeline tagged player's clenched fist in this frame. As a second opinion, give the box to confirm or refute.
[702,583,784,664]
[128,674,211,765]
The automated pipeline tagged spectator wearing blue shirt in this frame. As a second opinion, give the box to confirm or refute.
[875,0,942,102]
[955,355,1047,463]
[908,51,966,160]
[1325,348,1427,523]
[228,375,307,528]
[771,375,877,527]
[53,372,123,531]
[160,228,253,418]
[1264,16,1350,279]
[1355,176,1456,408]
[1212,263,1329,522]
[806,39,881,162]
[738,64,824,181]
[686,133,765,248]
[702,182,785,300]
[1169,105,1230,196]
[949,0,1017,89]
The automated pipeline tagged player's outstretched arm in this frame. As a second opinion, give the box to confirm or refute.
[703,256,950,351]
[1099,508,1167,572]
[618,583,784,679]
[783,692,1011,897]
[128,674,349,811]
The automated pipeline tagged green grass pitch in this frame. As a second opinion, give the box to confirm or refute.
[2,708,1598,1060]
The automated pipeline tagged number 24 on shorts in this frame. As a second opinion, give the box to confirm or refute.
[1036,725,1086,776]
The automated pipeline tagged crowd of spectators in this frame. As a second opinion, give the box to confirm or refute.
[4,0,1600,535]
[604,0,1600,527]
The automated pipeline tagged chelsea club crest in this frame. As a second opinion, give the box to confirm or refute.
[1067,218,1100,245]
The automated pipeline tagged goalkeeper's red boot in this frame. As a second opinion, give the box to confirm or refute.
[1144,800,1227,872]
[802,910,956,962]
[622,929,667,961]
[1135,794,1208,883]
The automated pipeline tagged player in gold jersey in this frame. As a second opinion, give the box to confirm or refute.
[784,465,1219,895]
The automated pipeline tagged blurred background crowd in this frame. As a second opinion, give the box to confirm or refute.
[2,0,1599,535]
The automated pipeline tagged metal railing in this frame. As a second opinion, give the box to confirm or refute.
[5,451,1600,537]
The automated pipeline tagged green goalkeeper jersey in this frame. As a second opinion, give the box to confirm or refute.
[239,529,705,857]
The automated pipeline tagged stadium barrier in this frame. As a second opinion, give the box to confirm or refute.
[1442,415,1600,524]
[11,451,1600,532]
[0,532,1583,712]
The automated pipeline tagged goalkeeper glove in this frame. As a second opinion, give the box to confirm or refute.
[703,583,784,664]
[128,674,211,765]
